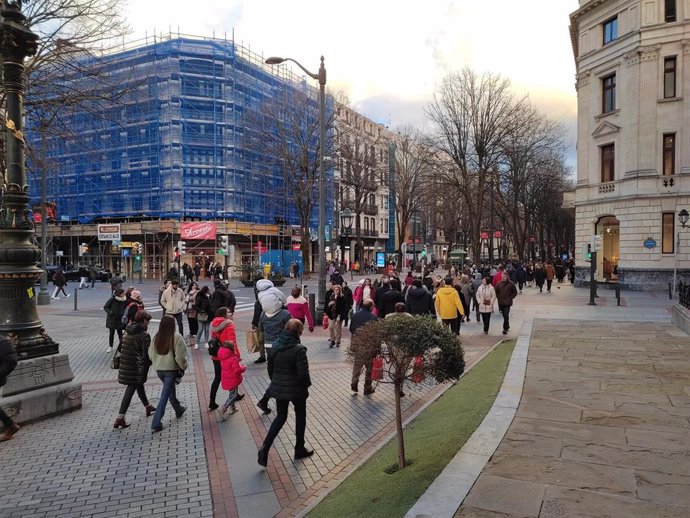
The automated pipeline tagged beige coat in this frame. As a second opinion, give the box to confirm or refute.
[161,286,186,315]
[475,284,496,313]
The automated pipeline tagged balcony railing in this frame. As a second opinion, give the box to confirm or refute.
[363,203,378,215]
[598,182,615,194]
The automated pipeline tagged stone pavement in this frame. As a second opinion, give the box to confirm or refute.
[2,278,684,518]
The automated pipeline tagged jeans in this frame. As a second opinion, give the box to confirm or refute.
[90,277,96,288]
[108,328,123,348]
[118,384,149,415]
[442,318,460,335]
[152,371,184,429]
[262,398,307,453]
[480,312,492,333]
[196,319,210,344]
[170,312,184,335]
[498,305,511,331]
[210,360,221,405]
[222,388,238,411]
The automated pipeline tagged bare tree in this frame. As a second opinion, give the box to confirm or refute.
[336,117,383,262]
[245,86,333,271]
[391,127,434,268]
[427,68,527,264]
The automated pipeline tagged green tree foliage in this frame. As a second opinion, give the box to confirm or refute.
[348,315,464,469]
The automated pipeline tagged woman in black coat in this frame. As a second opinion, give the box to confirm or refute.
[113,311,154,429]
[104,288,128,353]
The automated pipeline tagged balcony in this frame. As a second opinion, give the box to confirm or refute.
[363,203,378,216]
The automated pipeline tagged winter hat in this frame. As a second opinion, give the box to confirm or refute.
[131,290,142,301]
[358,279,365,285]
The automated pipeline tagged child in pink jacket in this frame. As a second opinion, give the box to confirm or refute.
[217,340,246,420]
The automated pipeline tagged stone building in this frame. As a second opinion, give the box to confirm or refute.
[570,0,690,289]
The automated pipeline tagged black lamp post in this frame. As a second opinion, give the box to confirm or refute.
[340,208,353,277]
[0,2,58,359]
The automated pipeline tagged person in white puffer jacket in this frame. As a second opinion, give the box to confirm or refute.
[256,279,286,316]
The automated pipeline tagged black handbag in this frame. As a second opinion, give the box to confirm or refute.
[110,345,121,370]
[171,339,185,384]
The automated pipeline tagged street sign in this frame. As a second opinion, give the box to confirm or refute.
[122,248,131,257]
[494,230,502,239]
[480,232,489,240]
[97,223,121,241]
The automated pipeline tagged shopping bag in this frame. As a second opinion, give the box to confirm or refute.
[322,314,329,329]
[372,355,385,381]
[412,355,425,384]
[246,330,260,354]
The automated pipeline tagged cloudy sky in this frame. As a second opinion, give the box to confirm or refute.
[124,0,580,164]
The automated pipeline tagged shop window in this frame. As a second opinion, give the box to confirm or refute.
[662,212,675,253]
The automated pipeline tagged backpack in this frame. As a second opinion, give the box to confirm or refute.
[208,337,220,356]
[121,302,136,325]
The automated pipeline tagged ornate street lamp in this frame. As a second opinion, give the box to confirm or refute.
[339,207,353,262]
[265,55,327,317]
[0,1,81,423]
[679,209,689,228]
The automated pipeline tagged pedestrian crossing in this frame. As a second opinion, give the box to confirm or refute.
[141,296,256,318]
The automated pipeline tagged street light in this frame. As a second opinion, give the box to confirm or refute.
[340,208,354,277]
[265,54,327,317]
[674,209,690,295]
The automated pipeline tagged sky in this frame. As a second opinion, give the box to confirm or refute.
[124,0,580,166]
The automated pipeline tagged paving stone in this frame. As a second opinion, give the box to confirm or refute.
[463,474,545,517]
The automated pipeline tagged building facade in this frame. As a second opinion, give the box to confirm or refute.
[332,104,396,266]
[570,0,690,289]
[27,36,334,277]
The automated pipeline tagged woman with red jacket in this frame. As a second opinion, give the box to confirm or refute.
[286,286,314,332]
[217,340,246,420]
[208,307,244,410]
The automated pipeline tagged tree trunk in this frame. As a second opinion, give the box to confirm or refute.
[301,226,311,274]
[394,379,406,470]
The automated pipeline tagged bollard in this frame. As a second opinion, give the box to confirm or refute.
[73,288,77,311]
[302,284,309,297]
[309,292,316,326]
[669,282,673,300]
[616,283,621,306]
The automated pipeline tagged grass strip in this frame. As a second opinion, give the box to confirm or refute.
[307,339,516,518]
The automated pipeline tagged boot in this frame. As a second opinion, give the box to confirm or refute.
[145,405,156,417]
[0,423,20,442]
[113,417,130,429]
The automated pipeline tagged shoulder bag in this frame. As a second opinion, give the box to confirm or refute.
[171,339,185,384]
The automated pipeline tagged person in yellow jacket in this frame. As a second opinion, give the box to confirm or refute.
[434,278,465,335]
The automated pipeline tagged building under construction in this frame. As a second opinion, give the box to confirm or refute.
[27,35,333,276]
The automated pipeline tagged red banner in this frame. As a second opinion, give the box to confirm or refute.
[494,230,503,239]
[180,222,217,241]
[480,232,489,240]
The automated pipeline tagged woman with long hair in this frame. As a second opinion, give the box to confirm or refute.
[326,284,348,348]
[113,311,155,429]
[194,285,212,350]
[148,315,188,433]
[185,282,200,348]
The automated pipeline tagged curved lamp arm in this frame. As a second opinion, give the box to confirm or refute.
[265,56,326,86]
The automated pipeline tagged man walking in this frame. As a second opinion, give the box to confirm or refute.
[78,265,89,289]
[349,299,379,395]
[52,267,69,299]
[258,319,313,467]
[495,270,518,335]
[89,265,98,288]
[405,279,435,316]
[160,280,185,334]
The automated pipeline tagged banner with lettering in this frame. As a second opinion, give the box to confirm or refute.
[180,222,217,241]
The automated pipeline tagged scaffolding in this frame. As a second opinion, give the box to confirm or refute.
[27,34,332,228]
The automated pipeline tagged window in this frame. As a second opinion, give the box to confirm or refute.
[665,0,677,22]
[602,74,616,113]
[664,57,677,98]
[601,144,615,182]
[663,133,676,176]
[603,16,618,44]
[663,213,675,253]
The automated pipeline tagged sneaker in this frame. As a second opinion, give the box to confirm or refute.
[227,406,238,415]
[235,394,245,401]
[107,347,112,353]
[258,447,268,467]
[363,388,375,396]
[217,407,227,422]
[194,344,199,350]
[329,341,335,348]
[66,294,71,298]
[351,383,358,393]
[204,342,209,349]
[175,406,186,419]
[502,330,508,335]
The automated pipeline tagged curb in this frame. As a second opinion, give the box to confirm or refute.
[404,318,534,518]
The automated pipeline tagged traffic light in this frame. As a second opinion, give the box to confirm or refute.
[178,240,186,254]
[219,235,229,256]
[586,243,592,262]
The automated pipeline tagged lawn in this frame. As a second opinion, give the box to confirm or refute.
[306,340,516,518]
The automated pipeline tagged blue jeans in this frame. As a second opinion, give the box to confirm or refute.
[196,319,210,344]
[152,371,184,429]
[222,388,238,411]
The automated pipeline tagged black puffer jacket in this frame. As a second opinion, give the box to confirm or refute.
[406,287,435,316]
[104,295,127,330]
[118,323,151,385]
[0,338,18,387]
[267,330,311,401]
[378,289,405,318]
[194,292,212,318]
